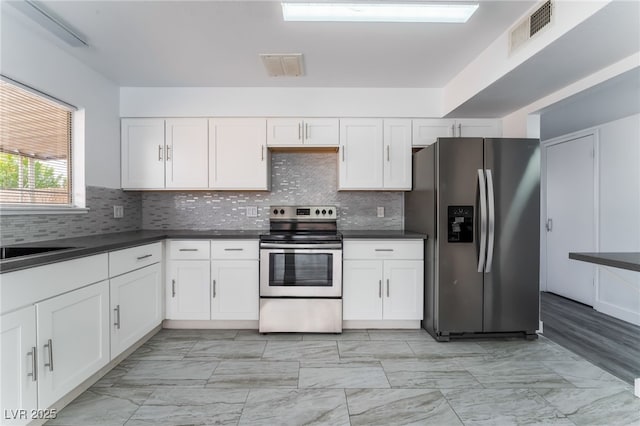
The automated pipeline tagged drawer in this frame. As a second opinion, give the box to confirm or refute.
[168,240,211,260]
[109,242,162,277]
[211,240,259,260]
[343,240,423,260]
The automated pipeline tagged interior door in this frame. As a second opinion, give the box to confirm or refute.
[546,134,596,305]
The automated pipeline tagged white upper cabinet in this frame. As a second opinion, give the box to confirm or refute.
[267,118,339,147]
[383,119,412,190]
[209,118,269,190]
[339,119,411,190]
[412,118,502,146]
[121,118,208,189]
[339,119,384,190]
[165,118,209,189]
[121,118,166,189]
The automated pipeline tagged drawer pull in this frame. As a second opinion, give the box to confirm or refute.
[114,305,121,329]
[375,249,394,252]
[44,339,54,372]
[27,347,37,381]
[224,248,244,251]
[137,254,153,261]
[178,248,199,252]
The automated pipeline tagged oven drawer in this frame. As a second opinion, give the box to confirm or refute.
[343,240,423,260]
[168,240,211,260]
[211,240,259,260]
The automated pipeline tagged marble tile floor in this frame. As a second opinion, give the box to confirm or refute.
[48,329,640,426]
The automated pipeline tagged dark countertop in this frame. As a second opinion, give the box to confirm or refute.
[569,252,640,273]
[1,229,424,274]
[341,230,427,239]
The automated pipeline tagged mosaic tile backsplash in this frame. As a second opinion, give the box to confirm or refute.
[142,152,404,231]
[0,186,142,245]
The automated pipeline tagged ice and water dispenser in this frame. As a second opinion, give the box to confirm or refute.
[447,206,474,243]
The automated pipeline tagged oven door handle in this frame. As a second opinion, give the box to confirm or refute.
[259,243,343,250]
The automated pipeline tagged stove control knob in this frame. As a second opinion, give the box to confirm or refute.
[280,209,285,215]
[273,209,278,215]
[328,209,333,215]
[322,209,327,215]
[315,209,320,215]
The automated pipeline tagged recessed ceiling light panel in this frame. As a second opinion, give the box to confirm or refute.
[281,2,479,23]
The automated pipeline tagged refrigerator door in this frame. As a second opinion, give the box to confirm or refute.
[483,138,540,333]
[437,138,484,333]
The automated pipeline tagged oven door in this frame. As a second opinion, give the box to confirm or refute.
[260,245,342,298]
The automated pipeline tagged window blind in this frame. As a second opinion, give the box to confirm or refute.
[0,80,73,205]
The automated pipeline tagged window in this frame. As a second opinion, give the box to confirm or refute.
[0,79,74,206]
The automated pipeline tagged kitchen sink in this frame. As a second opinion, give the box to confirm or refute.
[0,246,78,260]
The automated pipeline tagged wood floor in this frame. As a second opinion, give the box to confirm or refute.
[541,291,640,384]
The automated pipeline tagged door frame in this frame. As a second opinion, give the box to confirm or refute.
[540,127,600,295]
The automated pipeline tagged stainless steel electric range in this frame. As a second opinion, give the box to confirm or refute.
[259,206,342,333]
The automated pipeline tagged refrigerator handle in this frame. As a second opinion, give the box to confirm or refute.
[485,169,495,273]
[477,169,488,273]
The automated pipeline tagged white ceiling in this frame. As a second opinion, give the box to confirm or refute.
[8,0,537,88]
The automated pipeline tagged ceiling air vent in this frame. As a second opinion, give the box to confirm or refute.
[509,0,553,54]
[260,54,304,77]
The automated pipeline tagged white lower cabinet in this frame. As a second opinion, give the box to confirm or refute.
[36,281,110,409]
[211,260,259,320]
[343,240,424,322]
[110,264,163,358]
[166,260,211,320]
[1,306,38,426]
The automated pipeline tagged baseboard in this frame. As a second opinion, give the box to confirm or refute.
[342,320,421,329]
[594,300,640,326]
[635,378,640,399]
[163,320,259,329]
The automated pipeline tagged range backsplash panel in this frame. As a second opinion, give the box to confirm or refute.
[0,186,142,245]
[142,152,404,230]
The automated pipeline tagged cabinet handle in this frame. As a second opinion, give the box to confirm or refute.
[261,145,265,161]
[451,124,455,137]
[305,123,309,140]
[166,145,171,160]
[375,248,394,252]
[386,279,390,297]
[179,248,199,252]
[378,280,382,299]
[386,145,390,161]
[158,145,163,161]
[172,279,176,297]
[342,147,345,162]
[224,248,244,251]
[114,305,121,329]
[27,347,37,381]
[44,339,54,372]
[137,254,153,261]
[212,280,216,298]
[298,123,302,140]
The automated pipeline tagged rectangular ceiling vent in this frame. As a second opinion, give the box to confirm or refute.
[509,0,553,55]
[260,54,304,77]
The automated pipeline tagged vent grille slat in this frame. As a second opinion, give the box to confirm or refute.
[530,0,552,37]
[509,0,553,55]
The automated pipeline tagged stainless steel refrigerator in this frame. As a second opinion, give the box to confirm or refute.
[405,138,540,341]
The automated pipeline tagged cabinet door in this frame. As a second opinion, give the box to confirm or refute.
[209,118,269,190]
[211,260,259,320]
[383,119,412,190]
[343,260,383,320]
[166,260,211,320]
[121,118,165,189]
[456,119,501,138]
[383,260,424,320]
[36,281,110,409]
[304,118,339,146]
[110,264,162,359]
[1,306,37,425]
[266,118,303,146]
[412,119,454,146]
[165,118,209,189]
[339,119,383,189]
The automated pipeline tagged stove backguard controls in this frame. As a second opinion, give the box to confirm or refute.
[447,205,474,243]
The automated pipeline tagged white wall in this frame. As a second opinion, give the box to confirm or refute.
[120,87,442,118]
[1,6,121,189]
[595,114,640,325]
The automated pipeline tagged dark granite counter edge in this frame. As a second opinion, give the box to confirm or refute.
[569,252,640,273]
[1,229,425,274]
